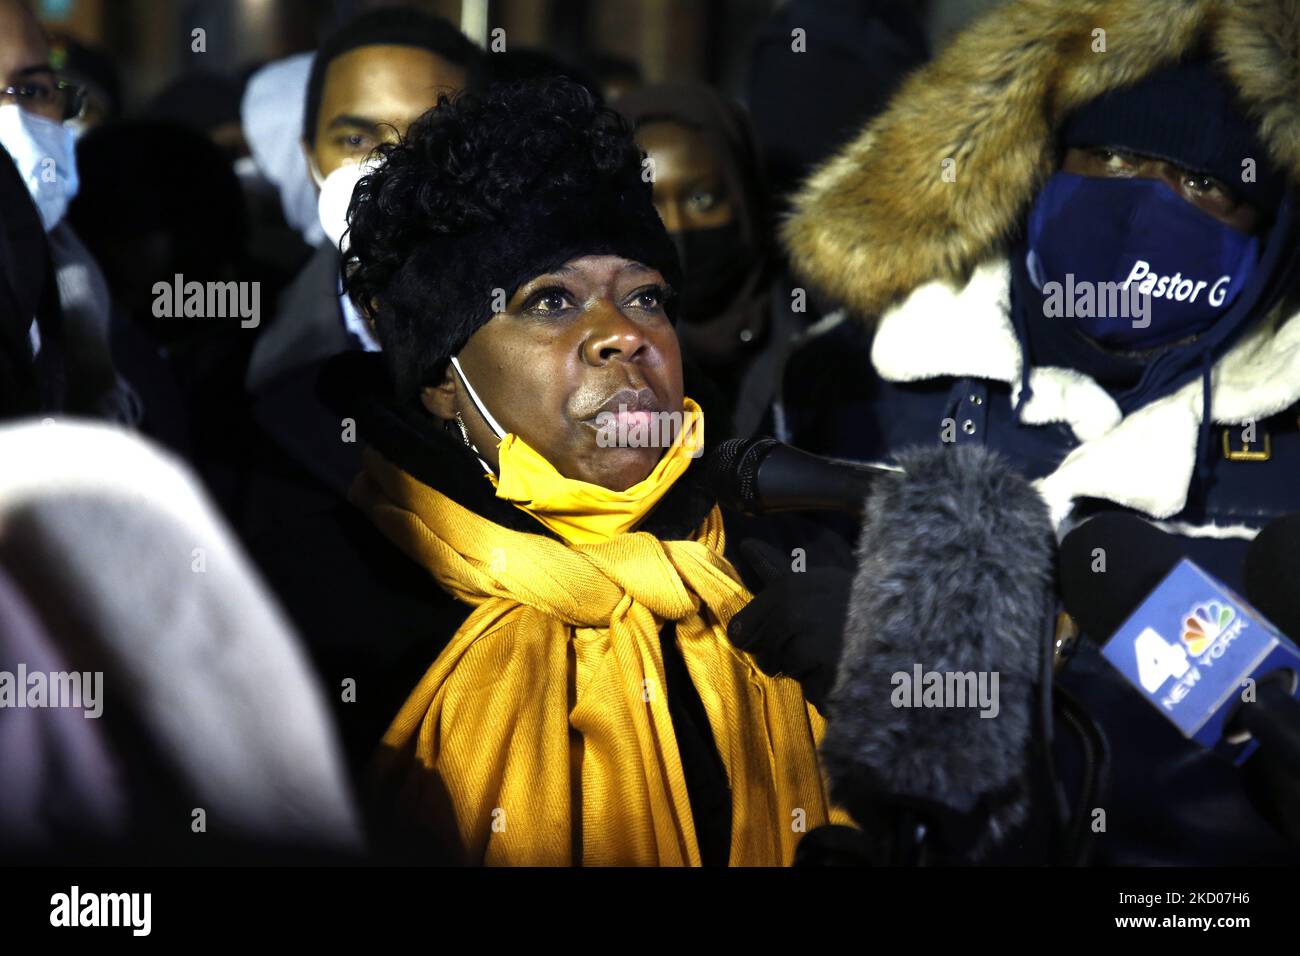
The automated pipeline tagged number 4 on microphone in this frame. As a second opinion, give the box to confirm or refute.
[1100,558,1300,763]
[1134,626,1191,693]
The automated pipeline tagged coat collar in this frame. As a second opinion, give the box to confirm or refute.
[871,259,1300,523]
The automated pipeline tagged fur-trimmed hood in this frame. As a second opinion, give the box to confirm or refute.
[783,0,1300,317]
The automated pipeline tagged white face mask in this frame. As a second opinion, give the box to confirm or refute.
[0,103,79,233]
[449,355,506,476]
[310,156,378,253]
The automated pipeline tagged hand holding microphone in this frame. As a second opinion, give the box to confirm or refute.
[710,439,1058,864]
[711,438,878,713]
[726,538,851,714]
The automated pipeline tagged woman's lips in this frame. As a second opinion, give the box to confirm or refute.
[610,408,657,432]
[580,387,663,424]
[578,387,671,449]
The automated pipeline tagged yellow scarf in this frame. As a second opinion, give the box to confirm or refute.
[353,422,853,865]
[489,397,706,544]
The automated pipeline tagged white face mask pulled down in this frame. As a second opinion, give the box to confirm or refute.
[0,103,80,232]
[449,355,507,476]
[310,155,379,253]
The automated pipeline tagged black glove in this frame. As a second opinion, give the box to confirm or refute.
[727,538,851,713]
[792,824,876,866]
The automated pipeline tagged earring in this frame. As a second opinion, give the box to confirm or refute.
[455,412,472,449]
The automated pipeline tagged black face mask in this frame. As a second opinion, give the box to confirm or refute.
[669,222,752,322]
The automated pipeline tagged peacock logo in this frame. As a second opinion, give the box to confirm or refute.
[1182,601,1235,657]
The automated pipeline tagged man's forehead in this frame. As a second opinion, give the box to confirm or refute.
[319,45,463,120]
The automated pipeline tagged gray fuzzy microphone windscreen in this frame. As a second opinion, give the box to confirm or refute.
[820,443,1055,861]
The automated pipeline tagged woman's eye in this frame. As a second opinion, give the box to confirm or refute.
[627,286,666,311]
[524,289,572,314]
[339,133,373,151]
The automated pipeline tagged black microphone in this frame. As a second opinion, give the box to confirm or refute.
[817,444,1055,864]
[1245,512,1300,641]
[708,437,897,516]
[1056,512,1184,638]
[1243,514,1300,771]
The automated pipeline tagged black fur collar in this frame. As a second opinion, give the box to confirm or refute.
[319,351,717,542]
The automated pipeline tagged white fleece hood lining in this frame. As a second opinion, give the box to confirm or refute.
[869,259,1300,527]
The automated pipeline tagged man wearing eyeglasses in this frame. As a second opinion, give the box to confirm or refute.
[0,0,139,424]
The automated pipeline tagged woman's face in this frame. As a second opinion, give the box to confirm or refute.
[421,255,684,492]
[636,120,734,234]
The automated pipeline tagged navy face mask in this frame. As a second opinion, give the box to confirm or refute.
[1025,171,1260,349]
[669,221,751,323]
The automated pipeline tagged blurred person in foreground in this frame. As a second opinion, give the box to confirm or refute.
[0,418,362,863]
[255,78,855,866]
[781,0,1300,864]
[240,7,480,536]
[618,84,794,438]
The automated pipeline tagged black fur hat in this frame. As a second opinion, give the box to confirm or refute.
[343,77,682,402]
